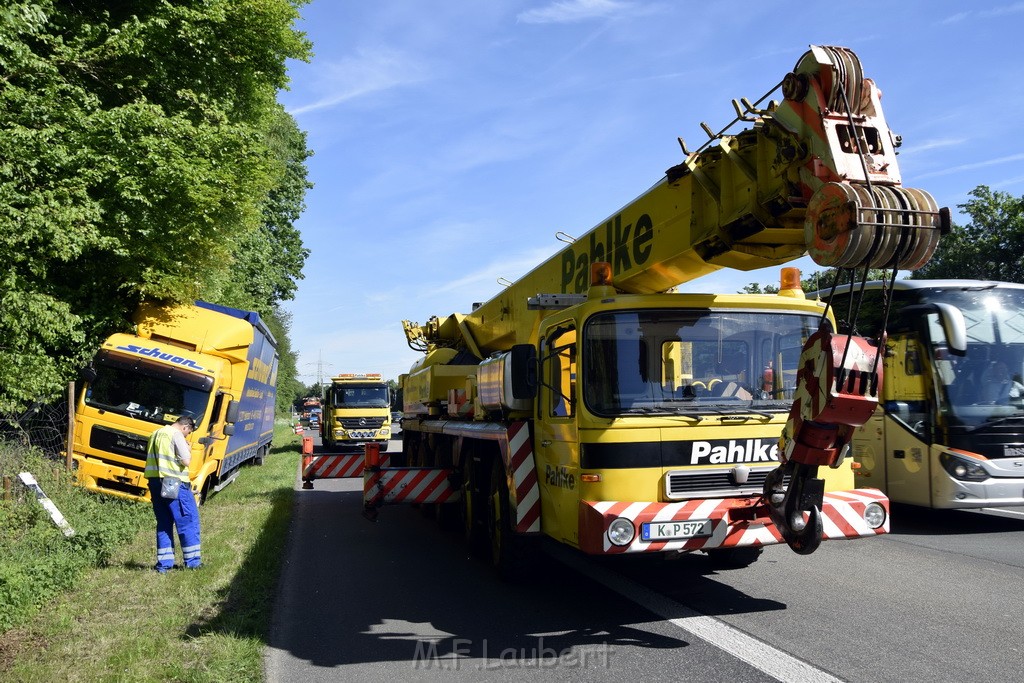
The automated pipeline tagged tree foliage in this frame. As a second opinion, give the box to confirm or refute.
[263,305,304,417]
[0,1,312,410]
[740,283,779,294]
[911,185,1024,282]
[740,268,892,297]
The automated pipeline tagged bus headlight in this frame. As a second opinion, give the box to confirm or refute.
[607,517,635,546]
[863,502,886,529]
[939,452,988,482]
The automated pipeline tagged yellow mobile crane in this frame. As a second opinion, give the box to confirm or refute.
[364,46,949,575]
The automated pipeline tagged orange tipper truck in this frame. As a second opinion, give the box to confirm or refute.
[362,45,950,577]
[73,301,278,503]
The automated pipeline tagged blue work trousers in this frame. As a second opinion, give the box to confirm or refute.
[148,478,202,571]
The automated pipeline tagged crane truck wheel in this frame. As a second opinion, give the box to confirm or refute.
[459,450,487,553]
[487,456,533,581]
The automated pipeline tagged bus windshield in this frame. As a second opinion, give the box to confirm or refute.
[928,287,1024,428]
[582,309,821,416]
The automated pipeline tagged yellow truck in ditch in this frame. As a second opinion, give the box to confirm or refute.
[363,45,949,576]
[72,301,279,503]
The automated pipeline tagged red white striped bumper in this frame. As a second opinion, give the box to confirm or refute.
[303,453,391,480]
[363,467,460,507]
[578,488,889,555]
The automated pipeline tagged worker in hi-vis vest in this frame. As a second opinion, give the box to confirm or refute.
[145,415,202,572]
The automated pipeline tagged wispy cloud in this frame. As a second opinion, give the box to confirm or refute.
[914,152,1024,179]
[431,247,559,297]
[939,2,1024,25]
[980,2,1024,18]
[993,174,1024,190]
[289,47,428,116]
[939,11,971,25]
[517,0,634,24]
[900,137,966,156]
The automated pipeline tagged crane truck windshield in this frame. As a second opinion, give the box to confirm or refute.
[83,349,213,425]
[582,309,818,416]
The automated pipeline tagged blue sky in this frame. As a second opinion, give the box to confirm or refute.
[277,0,1024,386]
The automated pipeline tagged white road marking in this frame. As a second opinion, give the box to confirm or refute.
[981,507,1024,518]
[550,546,842,683]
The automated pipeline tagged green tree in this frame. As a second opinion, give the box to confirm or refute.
[263,305,303,417]
[0,1,311,410]
[217,106,312,316]
[740,283,779,294]
[800,268,893,294]
[911,185,1024,282]
[738,268,897,300]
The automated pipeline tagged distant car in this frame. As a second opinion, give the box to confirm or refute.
[391,411,402,423]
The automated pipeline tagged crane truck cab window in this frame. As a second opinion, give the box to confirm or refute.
[544,326,577,418]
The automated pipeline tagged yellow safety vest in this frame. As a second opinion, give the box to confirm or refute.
[144,425,190,481]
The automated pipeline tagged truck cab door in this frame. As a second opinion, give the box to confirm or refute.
[534,321,580,545]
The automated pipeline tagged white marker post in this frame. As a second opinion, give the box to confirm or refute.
[18,472,75,538]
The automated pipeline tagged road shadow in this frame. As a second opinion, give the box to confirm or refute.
[588,551,787,619]
[889,503,1024,536]
[260,478,791,674]
[264,486,693,670]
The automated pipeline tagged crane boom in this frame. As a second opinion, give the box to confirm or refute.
[408,45,947,358]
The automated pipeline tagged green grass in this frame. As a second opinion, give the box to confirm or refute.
[0,422,301,682]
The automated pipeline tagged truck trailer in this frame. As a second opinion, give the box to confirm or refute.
[73,301,278,503]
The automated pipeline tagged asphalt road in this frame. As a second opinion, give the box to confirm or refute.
[265,433,1024,682]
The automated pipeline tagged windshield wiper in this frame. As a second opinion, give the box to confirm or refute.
[618,406,704,420]
[966,414,1024,431]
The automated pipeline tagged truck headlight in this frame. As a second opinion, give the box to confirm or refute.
[939,452,988,482]
[607,517,635,546]
[863,502,886,529]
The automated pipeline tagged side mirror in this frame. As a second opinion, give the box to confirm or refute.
[197,436,213,446]
[225,399,240,423]
[902,303,967,355]
[510,344,538,399]
[78,366,97,383]
[224,424,236,436]
[933,303,967,355]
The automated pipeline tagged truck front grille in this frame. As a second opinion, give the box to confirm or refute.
[89,425,148,464]
[665,467,787,500]
[339,417,386,430]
